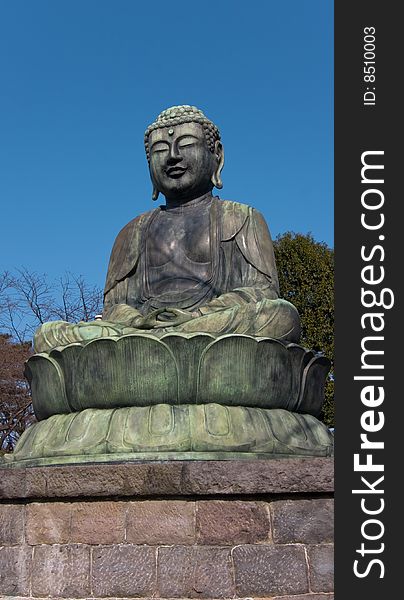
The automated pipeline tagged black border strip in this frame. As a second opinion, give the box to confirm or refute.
[335,1,400,596]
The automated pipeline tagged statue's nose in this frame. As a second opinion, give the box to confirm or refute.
[167,143,181,164]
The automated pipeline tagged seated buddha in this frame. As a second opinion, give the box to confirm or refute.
[4,105,333,466]
[34,105,300,353]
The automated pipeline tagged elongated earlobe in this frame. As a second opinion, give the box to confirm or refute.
[211,141,224,189]
[152,186,159,201]
[211,172,223,189]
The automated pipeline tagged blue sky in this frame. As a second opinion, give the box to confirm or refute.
[0,0,333,290]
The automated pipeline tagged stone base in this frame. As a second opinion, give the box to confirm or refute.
[0,458,334,599]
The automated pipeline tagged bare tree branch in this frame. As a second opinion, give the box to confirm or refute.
[0,269,103,451]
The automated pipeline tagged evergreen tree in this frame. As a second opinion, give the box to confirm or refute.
[274,232,334,426]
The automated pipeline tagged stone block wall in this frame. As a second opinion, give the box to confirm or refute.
[0,459,334,600]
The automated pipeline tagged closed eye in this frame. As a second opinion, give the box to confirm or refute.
[177,135,199,149]
[178,140,196,148]
[151,142,169,154]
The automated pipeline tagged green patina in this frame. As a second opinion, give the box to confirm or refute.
[3,405,333,468]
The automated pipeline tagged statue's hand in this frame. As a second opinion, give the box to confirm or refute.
[140,308,196,329]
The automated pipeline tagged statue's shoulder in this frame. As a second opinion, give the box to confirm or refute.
[114,208,156,244]
[216,198,276,279]
[105,209,157,294]
[217,198,254,240]
[219,198,251,212]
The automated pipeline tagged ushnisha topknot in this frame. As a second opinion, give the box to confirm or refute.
[144,105,221,162]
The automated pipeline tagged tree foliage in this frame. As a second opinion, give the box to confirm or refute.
[274,232,334,426]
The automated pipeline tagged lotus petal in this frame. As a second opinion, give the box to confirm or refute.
[197,335,293,408]
[25,354,70,419]
[72,334,178,409]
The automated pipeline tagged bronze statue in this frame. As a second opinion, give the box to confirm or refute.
[4,106,333,467]
[34,106,300,352]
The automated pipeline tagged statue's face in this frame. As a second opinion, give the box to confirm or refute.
[149,122,217,201]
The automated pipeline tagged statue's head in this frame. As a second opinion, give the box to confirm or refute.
[144,105,224,201]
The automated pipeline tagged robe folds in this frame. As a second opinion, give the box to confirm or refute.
[104,197,281,315]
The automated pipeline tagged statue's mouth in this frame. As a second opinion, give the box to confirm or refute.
[166,167,187,178]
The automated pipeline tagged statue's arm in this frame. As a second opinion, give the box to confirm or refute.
[198,283,277,315]
[102,213,152,326]
[102,301,144,327]
[199,207,280,313]
[236,207,280,294]
[198,283,278,315]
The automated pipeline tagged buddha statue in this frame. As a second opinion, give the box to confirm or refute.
[3,106,333,467]
[34,105,301,353]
